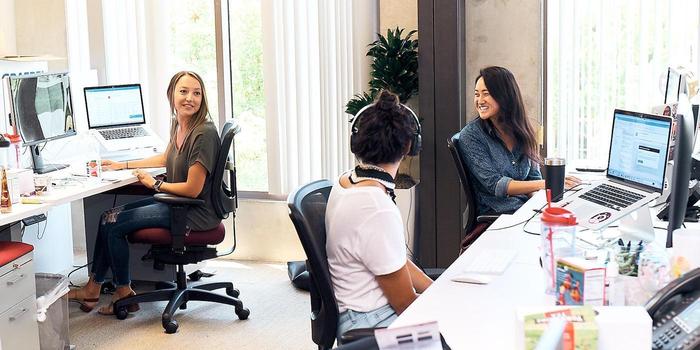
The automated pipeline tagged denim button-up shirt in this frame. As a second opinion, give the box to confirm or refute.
[458,118,542,215]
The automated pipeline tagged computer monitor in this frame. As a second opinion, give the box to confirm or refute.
[665,67,683,104]
[666,111,694,248]
[83,84,146,128]
[5,72,76,173]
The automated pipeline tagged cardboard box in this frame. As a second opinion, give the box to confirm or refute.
[556,257,606,306]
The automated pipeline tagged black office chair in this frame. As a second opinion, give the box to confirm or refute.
[447,133,499,252]
[114,120,250,334]
[287,180,375,350]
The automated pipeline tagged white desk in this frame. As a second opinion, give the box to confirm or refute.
[0,168,163,227]
[2,167,164,274]
[392,191,656,349]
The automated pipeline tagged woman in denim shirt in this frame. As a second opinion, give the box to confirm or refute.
[458,66,579,215]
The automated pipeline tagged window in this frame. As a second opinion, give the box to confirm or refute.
[226,0,267,192]
[167,1,219,124]
[547,1,700,162]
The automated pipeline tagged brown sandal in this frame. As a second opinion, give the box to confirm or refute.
[67,289,100,313]
[98,291,140,316]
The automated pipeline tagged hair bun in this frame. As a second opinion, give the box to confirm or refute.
[376,90,400,112]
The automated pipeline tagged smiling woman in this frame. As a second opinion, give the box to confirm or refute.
[458,66,545,216]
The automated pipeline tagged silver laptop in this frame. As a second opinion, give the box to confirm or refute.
[558,109,673,231]
[84,84,162,152]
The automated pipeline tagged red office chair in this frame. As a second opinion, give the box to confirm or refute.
[114,120,249,334]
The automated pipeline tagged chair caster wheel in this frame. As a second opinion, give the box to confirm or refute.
[115,307,128,320]
[235,307,250,320]
[226,287,240,298]
[164,320,178,334]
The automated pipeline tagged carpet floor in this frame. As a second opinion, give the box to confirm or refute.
[68,260,315,349]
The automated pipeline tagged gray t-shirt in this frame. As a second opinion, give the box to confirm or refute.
[166,120,221,231]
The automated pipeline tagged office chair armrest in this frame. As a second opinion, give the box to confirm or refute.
[154,193,205,207]
[476,214,499,224]
[340,327,381,345]
[154,194,204,253]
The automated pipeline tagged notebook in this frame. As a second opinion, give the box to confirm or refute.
[557,109,673,231]
[84,84,162,153]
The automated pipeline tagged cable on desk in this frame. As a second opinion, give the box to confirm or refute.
[490,183,588,233]
[36,213,49,240]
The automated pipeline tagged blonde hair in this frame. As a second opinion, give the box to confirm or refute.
[166,71,211,153]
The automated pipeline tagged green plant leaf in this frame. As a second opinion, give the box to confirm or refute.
[346,26,419,112]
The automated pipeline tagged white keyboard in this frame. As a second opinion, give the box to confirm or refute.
[462,249,518,275]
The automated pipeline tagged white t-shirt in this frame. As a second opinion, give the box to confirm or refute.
[325,176,407,313]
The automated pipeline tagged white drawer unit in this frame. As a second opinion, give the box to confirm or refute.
[0,295,39,350]
[0,253,35,314]
[0,242,39,350]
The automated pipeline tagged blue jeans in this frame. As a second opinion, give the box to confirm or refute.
[337,304,397,340]
[91,197,170,286]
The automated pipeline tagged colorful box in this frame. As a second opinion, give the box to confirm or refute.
[523,306,598,350]
[556,257,606,306]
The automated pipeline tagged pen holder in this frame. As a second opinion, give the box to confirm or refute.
[34,175,52,195]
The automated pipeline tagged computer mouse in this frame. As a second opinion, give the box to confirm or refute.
[451,273,493,284]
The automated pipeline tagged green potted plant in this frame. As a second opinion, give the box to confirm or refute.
[346,27,419,188]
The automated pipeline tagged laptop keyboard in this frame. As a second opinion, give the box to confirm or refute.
[579,183,645,211]
[99,127,149,140]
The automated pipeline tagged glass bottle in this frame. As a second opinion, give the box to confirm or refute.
[1,167,12,213]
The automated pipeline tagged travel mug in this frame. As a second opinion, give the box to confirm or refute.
[544,158,566,202]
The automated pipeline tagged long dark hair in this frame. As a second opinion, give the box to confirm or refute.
[476,66,539,162]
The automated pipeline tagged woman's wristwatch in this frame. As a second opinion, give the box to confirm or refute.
[153,179,164,192]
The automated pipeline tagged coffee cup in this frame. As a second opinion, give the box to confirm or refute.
[544,158,566,202]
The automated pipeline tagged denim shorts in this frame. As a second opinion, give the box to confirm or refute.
[337,304,398,340]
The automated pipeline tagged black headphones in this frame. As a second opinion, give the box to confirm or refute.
[350,102,422,156]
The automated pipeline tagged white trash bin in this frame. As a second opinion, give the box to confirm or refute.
[35,273,70,350]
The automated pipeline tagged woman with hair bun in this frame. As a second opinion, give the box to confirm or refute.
[326,90,433,338]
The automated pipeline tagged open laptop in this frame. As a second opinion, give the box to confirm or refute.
[557,109,673,231]
[84,84,162,153]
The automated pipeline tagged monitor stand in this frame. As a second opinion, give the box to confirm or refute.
[617,204,656,243]
[30,145,68,174]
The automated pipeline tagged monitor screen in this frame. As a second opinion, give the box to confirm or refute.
[8,72,76,146]
[84,84,145,128]
[606,110,672,192]
[665,67,682,104]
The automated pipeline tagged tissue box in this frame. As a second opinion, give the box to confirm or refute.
[556,257,606,306]
[522,306,598,350]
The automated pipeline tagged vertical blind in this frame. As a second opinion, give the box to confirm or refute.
[547,1,700,162]
[261,0,376,195]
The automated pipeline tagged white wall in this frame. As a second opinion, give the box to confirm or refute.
[222,199,306,262]
[0,0,17,56]
[14,0,69,71]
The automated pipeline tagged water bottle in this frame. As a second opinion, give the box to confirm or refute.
[540,206,578,294]
[5,134,22,169]
[0,135,9,169]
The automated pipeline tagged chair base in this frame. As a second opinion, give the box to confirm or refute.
[114,265,249,334]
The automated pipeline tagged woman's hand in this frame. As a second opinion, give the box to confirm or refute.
[101,159,125,171]
[132,169,156,188]
[564,175,583,189]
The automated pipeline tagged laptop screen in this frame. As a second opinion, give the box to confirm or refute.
[606,109,672,192]
[84,84,146,128]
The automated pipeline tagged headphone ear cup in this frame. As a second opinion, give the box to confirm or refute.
[350,132,358,155]
[409,133,422,156]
